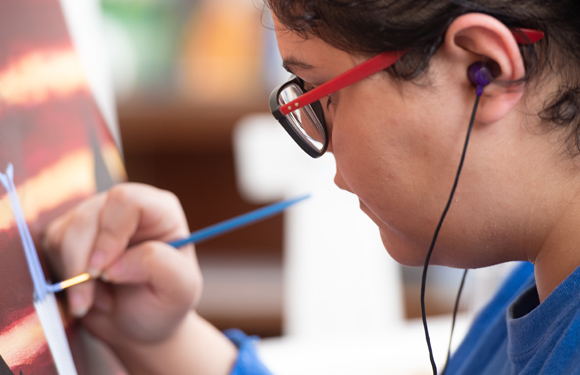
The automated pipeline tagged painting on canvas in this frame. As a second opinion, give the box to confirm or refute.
[0,0,125,373]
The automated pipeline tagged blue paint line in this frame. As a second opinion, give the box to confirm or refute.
[46,283,62,294]
[4,165,47,300]
[46,284,57,293]
[0,163,48,301]
[8,173,47,299]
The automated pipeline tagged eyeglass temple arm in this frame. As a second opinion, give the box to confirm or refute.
[277,28,543,117]
[511,28,544,45]
[278,51,407,116]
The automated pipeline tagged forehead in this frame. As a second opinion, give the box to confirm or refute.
[272,16,355,72]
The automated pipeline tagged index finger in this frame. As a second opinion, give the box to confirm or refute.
[87,183,191,278]
[43,193,107,317]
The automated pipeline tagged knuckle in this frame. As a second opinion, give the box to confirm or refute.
[106,184,132,207]
[70,205,94,229]
[141,242,162,269]
[162,191,189,229]
[161,189,182,210]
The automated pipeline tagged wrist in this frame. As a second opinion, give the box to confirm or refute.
[110,311,238,375]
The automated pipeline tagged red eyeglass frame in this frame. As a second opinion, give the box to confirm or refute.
[271,27,543,120]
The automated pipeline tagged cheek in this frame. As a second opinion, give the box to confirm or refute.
[331,91,393,189]
[331,95,418,218]
[332,108,423,241]
[332,115,387,203]
[330,91,459,264]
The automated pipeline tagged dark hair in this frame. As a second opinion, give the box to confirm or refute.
[267,0,580,154]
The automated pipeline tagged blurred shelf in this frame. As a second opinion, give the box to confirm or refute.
[197,253,283,337]
[118,98,268,153]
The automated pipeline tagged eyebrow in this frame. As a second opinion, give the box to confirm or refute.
[282,56,315,74]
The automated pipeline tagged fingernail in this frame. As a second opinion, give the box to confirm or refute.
[69,291,89,318]
[88,251,105,278]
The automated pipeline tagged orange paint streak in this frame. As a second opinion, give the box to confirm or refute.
[0,149,94,231]
[0,48,88,107]
[0,144,125,231]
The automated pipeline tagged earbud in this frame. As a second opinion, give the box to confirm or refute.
[468,62,494,96]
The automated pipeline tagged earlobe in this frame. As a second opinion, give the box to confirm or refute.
[442,13,526,124]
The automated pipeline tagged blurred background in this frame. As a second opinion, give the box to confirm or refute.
[91,0,504,340]
[97,0,288,337]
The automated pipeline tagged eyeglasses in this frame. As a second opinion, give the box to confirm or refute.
[269,28,544,158]
[269,51,406,158]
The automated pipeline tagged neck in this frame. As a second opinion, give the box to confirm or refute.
[533,194,580,302]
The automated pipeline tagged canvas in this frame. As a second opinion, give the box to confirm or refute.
[0,0,126,374]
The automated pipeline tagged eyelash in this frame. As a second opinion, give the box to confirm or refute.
[326,95,333,109]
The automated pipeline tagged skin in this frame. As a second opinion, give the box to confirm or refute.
[274,13,580,303]
[41,11,580,375]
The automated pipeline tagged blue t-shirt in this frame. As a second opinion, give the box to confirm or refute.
[225,329,274,375]
[446,262,580,375]
[226,262,580,374]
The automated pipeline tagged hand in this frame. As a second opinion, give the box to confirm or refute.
[43,183,202,346]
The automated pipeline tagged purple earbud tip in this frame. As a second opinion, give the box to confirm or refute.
[468,62,494,88]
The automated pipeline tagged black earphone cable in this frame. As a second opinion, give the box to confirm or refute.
[442,268,469,375]
[421,93,481,375]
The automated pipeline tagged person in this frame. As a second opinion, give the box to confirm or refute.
[42,0,580,374]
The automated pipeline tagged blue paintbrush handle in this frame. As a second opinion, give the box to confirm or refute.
[47,194,310,293]
[168,194,310,248]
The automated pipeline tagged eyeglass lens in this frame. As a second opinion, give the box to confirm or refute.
[278,83,326,153]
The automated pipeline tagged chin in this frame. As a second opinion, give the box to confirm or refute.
[379,229,428,267]
[358,200,436,266]
[357,202,425,266]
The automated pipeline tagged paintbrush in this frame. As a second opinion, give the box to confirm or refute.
[46,194,310,293]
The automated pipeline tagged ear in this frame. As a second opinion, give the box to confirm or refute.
[440,13,526,125]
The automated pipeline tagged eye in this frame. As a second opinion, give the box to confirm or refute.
[303,80,333,110]
[326,94,333,110]
[303,81,315,92]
